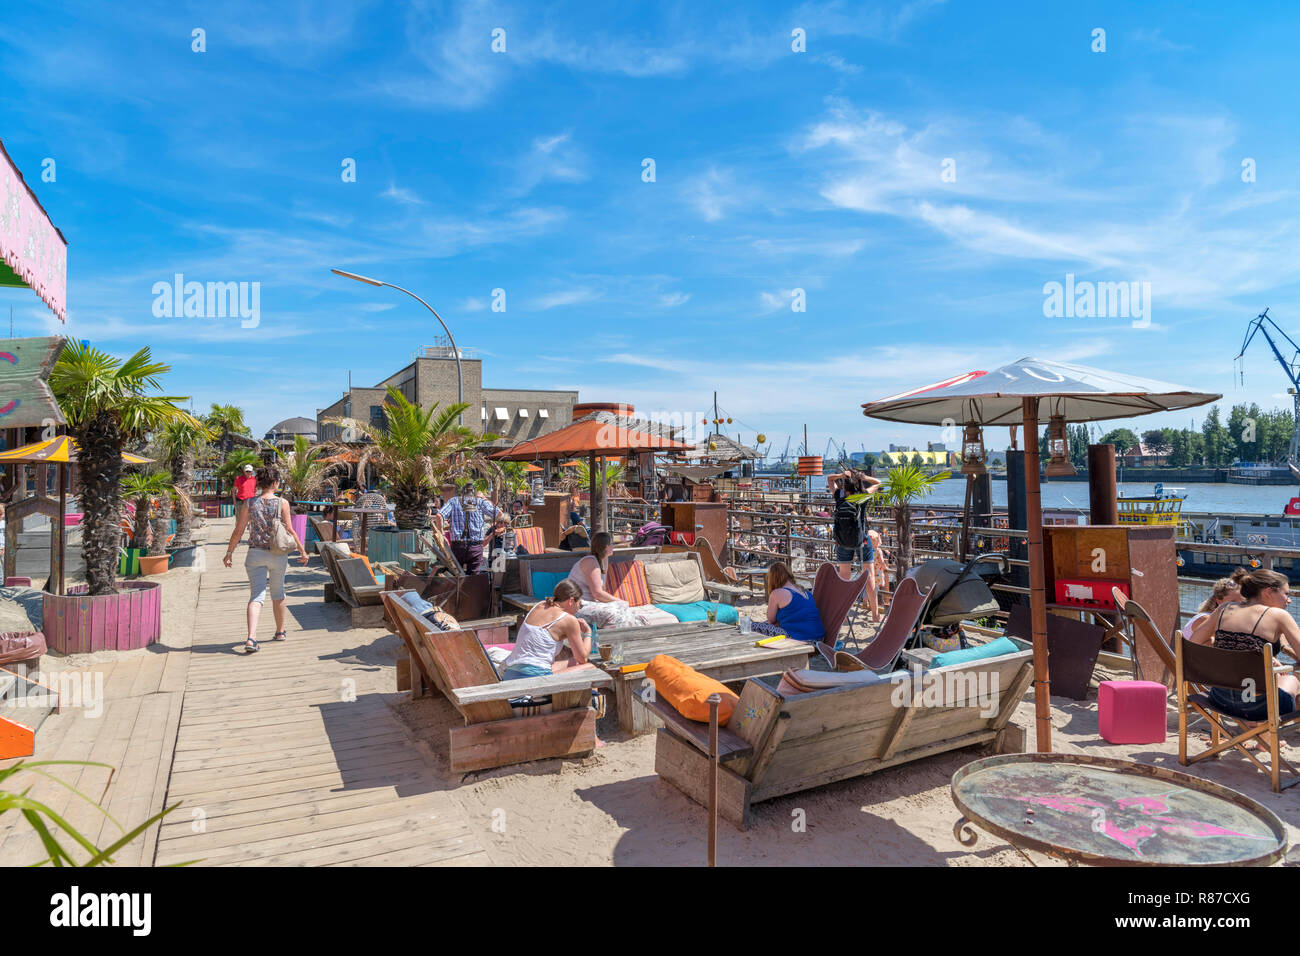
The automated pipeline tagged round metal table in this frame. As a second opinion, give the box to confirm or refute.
[951,753,1287,867]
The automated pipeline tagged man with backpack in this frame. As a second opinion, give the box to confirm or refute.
[829,468,881,600]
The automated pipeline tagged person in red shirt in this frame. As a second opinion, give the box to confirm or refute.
[234,464,257,511]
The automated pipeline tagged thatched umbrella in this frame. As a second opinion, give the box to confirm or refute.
[863,357,1219,753]
[490,417,693,532]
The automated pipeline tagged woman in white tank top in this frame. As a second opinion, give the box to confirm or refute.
[502,580,597,680]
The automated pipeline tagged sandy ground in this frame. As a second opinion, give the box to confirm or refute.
[377,591,1300,867]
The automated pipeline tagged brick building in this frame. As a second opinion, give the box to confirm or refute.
[316,343,578,447]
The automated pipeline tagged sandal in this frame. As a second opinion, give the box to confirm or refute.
[244,638,259,654]
[272,630,287,641]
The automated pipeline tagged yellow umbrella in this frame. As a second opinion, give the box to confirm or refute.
[0,434,153,464]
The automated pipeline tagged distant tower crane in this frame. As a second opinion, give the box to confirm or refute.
[1235,308,1300,473]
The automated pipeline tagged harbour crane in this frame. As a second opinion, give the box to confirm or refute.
[1235,308,1300,474]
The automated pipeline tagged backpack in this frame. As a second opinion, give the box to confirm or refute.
[633,521,671,548]
[832,493,865,548]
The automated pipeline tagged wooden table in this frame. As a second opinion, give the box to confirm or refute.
[594,621,813,734]
[952,753,1288,866]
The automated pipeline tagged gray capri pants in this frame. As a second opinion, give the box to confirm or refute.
[245,547,289,604]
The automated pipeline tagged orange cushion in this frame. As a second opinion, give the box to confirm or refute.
[608,559,651,607]
[514,527,544,554]
[357,554,378,584]
[645,655,738,723]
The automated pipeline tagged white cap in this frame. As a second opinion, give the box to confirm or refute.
[243,464,255,473]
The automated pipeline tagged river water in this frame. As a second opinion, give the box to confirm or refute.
[890,478,1298,515]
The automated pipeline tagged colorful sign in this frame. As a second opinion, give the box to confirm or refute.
[0,140,67,323]
[0,336,66,428]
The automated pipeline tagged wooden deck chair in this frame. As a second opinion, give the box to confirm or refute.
[380,590,612,772]
[810,561,872,655]
[336,557,384,607]
[818,574,932,672]
[308,515,335,547]
[689,539,749,604]
[1176,632,1300,792]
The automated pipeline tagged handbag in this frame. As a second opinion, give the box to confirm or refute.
[269,501,297,555]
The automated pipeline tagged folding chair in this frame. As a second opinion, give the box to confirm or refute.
[1176,633,1300,792]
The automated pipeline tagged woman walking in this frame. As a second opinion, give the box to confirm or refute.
[223,465,308,653]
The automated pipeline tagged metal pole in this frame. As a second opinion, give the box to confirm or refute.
[378,283,464,425]
[707,692,720,866]
[1022,397,1052,752]
[57,464,66,595]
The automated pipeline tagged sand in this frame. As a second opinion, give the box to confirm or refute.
[378,592,1300,867]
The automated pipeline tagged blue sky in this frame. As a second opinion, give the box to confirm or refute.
[3,0,1300,458]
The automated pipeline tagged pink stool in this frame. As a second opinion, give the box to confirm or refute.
[4,577,33,588]
[1098,680,1168,744]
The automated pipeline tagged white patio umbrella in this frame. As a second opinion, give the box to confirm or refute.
[863,357,1220,753]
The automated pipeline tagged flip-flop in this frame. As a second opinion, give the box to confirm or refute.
[272,630,287,641]
[244,639,259,654]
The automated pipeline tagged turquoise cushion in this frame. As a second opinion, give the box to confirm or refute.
[530,570,570,599]
[654,602,740,625]
[932,636,1020,668]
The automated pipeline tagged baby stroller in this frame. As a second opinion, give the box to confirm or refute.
[904,552,1009,653]
[632,521,671,548]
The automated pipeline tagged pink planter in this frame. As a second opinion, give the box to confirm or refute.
[41,581,162,654]
[291,513,307,548]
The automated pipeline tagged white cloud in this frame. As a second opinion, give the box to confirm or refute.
[535,288,597,310]
[659,292,691,307]
[380,183,424,205]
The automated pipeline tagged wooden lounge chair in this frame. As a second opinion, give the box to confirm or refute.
[644,637,1033,828]
[676,539,750,605]
[381,590,612,772]
[817,574,932,672]
[308,515,335,549]
[1176,632,1300,792]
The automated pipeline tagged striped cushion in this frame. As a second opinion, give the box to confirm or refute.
[514,527,544,554]
[608,559,652,607]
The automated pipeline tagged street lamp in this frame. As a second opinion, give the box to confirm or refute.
[331,269,464,424]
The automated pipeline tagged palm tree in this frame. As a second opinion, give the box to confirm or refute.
[324,387,489,530]
[273,435,332,507]
[120,470,189,557]
[156,417,216,549]
[206,403,249,457]
[571,459,626,497]
[849,464,951,582]
[49,342,195,595]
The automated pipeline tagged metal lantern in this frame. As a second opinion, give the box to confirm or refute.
[756,433,767,444]
[960,423,987,477]
[1045,414,1076,477]
[708,440,718,451]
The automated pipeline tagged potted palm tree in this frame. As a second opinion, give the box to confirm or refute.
[849,463,950,583]
[156,416,215,565]
[206,403,249,457]
[121,470,186,575]
[325,388,486,530]
[324,388,491,567]
[45,343,195,652]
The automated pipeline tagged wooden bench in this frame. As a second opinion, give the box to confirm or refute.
[381,590,612,772]
[641,638,1034,828]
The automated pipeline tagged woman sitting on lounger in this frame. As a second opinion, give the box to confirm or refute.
[501,580,598,680]
[566,531,639,628]
[749,561,824,643]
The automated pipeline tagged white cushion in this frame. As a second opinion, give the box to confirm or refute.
[642,558,705,605]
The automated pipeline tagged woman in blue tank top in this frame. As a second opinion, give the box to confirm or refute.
[760,561,824,643]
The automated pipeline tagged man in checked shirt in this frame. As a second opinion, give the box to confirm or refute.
[435,484,499,574]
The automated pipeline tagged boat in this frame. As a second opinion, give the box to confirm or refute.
[1116,483,1186,527]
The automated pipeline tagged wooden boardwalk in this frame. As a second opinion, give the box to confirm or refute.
[153,538,488,866]
[3,527,489,866]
